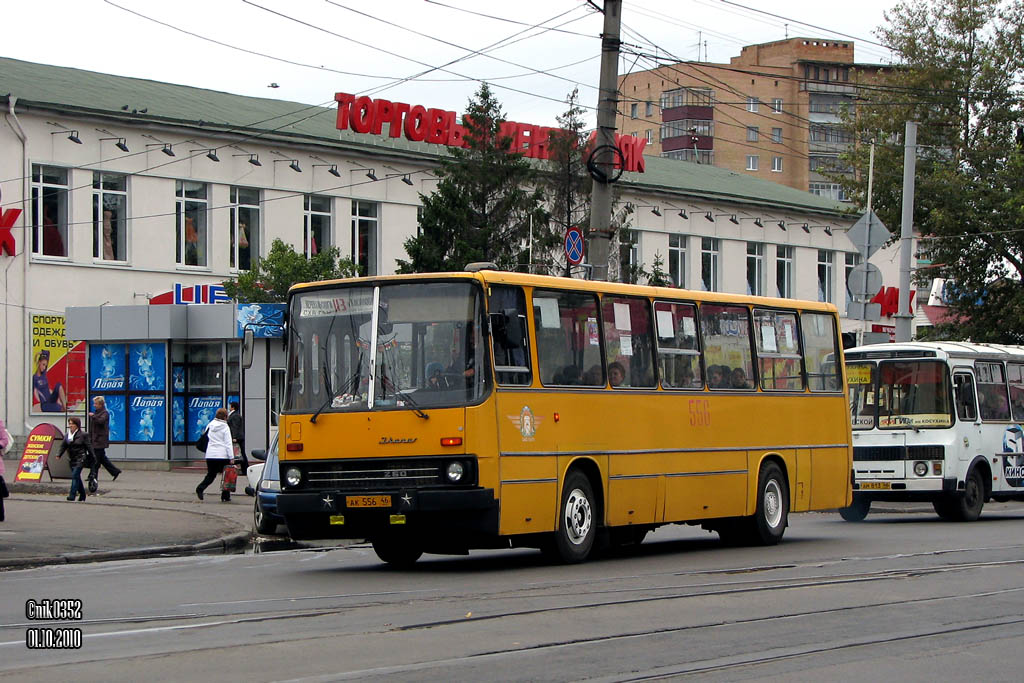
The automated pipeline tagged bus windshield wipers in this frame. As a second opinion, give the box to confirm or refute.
[311,352,363,423]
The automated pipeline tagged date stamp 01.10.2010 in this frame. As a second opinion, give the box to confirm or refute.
[24,599,83,650]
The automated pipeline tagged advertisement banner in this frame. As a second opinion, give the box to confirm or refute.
[99,394,127,442]
[30,314,86,414]
[14,423,64,482]
[89,344,126,392]
[129,343,166,391]
[237,303,286,338]
[129,395,166,442]
[172,396,186,443]
[187,396,222,442]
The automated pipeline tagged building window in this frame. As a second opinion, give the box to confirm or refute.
[747,126,759,142]
[661,119,714,139]
[645,129,652,143]
[646,101,654,117]
[809,125,854,144]
[630,103,638,119]
[809,182,851,202]
[776,245,794,298]
[31,164,68,257]
[746,155,759,171]
[176,180,208,267]
[669,233,686,287]
[661,87,714,108]
[818,250,834,302]
[747,96,758,112]
[664,149,714,164]
[619,229,639,284]
[772,98,783,113]
[845,252,862,307]
[92,172,127,262]
[304,195,331,257]
[746,242,764,296]
[772,127,783,143]
[352,200,379,276]
[701,237,719,292]
[230,187,260,271]
[772,156,783,172]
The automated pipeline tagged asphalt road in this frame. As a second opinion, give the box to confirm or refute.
[2,506,1024,682]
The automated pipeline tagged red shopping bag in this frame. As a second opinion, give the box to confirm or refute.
[220,464,238,492]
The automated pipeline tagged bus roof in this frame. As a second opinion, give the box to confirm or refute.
[289,269,840,314]
[845,341,1024,362]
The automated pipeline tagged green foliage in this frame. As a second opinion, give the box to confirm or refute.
[222,238,359,302]
[397,83,549,273]
[644,252,673,287]
[835,0,1024,341]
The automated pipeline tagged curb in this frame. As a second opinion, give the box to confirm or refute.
[0,531,253,571]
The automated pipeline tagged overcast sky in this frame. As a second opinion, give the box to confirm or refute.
[5,0,900,128]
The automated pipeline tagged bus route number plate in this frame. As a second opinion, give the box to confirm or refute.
[860,482,891,490]
[347,495,392,508]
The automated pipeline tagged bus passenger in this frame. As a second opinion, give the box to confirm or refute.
[731,367,750,389]
[608,361,626,387]
[708,365,726,388]
[559,365,582,385]
[582,364,604,386]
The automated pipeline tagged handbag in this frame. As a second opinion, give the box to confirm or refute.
[220,464,238,492]
[195,429,209,453]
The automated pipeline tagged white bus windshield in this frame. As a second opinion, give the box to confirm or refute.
[847,360,953,429]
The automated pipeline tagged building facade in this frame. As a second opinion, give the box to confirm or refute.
[0,56,910,460]
[618,38,886,201]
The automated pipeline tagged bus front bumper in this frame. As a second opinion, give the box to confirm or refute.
[853,477,958,499]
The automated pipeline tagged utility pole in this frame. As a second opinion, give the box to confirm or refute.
[895,122,917,342]
[587,0,622,282]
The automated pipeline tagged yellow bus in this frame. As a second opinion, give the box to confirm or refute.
[275,268,852,565]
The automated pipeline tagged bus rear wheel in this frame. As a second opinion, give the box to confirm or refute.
[720,462,789,546]
[838,494,871,522]
[372,535,423,567]
[545,470,597,564]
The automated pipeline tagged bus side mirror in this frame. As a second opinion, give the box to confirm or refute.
[242,328,254,369]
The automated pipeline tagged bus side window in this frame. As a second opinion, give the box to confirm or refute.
[1007,363,1024,420]
[602,296,656,388]
[954,373,978,422]
[533,290,602,387]
[976,361,1010,421]
[489,286,531,386]
[700,303,754,390]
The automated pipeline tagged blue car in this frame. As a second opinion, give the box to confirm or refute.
[249,435,285,535]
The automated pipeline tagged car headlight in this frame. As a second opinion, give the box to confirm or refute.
[284,467,302,487]
[913,461,928,477]
[445,461,464,483]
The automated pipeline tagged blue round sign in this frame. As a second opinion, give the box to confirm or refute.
[565,226,584,265]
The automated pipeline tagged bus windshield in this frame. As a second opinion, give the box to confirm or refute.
[286,281,487,413]
[848,360,953,429]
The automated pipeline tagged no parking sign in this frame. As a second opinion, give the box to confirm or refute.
[564,226,584,266]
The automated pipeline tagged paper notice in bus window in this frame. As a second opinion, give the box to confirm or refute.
[847,365,872,384]
[620,335,633,356]
[783,324,794,350]
[656,310,674,339]
[682,317,696,336]
[614,302,631,331]
[537,298,560,328]
[761,326,777,352]
[587,318,599,345]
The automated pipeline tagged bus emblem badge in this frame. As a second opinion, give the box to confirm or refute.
[519,406,536,440]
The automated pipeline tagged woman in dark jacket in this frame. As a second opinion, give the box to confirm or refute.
[57,417,92,501]
[88,396,121,485]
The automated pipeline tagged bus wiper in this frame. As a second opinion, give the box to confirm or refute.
[394,385,429,420]
[311,352,363,424]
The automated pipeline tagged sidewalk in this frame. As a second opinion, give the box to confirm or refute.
[0,460,259,569]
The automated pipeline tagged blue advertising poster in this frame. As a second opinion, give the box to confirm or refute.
[89,344,126,392]
[172,396,186,443]
[187,395,222,442]
[129,343,166,391]
[129,395,166,442]
[97,393,126,442]
[172,365,185,394]
[237,303,286,338]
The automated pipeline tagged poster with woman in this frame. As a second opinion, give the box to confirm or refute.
[30,314,86,414]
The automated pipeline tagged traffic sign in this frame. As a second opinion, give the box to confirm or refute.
[847,210,890,259]
[565,226,584,265]
[847,263,883,302]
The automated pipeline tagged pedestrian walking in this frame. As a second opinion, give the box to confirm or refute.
[227,401,249,472]
[56,417,93,502]
[88,396,121,488]
[195,408,235,502]
[0,418,11,522]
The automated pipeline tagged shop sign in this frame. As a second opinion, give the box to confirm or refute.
[149,283,231,305]
[237,303,286,338]
[1,207,20,256]
[870,286,915,318]
[14,423,64,482]
[334,92,647,173]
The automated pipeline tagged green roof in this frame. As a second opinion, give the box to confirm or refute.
[1,56,848,218]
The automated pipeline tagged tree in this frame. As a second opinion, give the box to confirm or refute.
[222,238,359,303]
[836,0,1024,341]
[397,83,549,273]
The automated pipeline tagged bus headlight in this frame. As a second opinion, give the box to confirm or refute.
[913,461,928,477]
[284,467,302,487]
[445,461,465,483]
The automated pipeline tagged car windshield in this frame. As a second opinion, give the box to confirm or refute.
[265,435,278,482]
[285,281,487,413]
[848,360,953,429]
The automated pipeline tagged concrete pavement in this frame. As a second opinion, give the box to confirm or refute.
[0,458,260,569]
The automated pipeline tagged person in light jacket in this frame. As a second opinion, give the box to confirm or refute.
[195,408,235,502]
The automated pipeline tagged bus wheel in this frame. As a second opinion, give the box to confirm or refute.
[838,494,871,522]
[372,535,423,567]
[951,470,985,522]
[745,462,789,545]
[548,470,597,564]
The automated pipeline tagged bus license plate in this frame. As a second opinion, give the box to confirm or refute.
[347,495,391,508]
[861,482,891,490]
